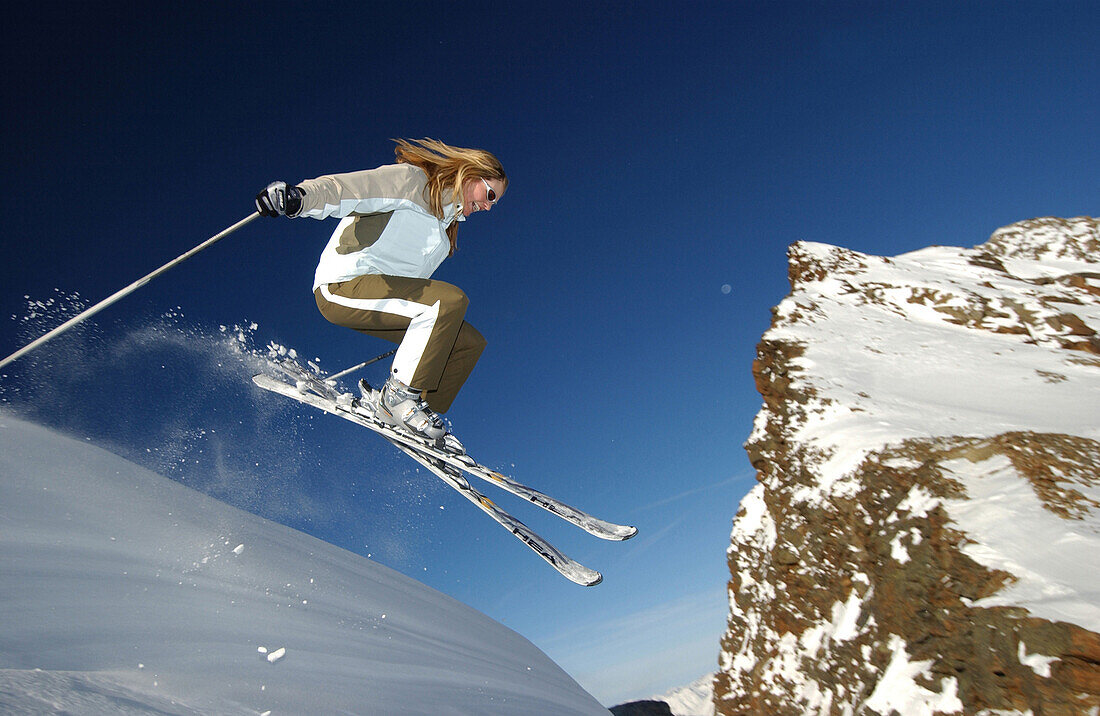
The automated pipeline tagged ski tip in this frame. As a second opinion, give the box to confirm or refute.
[562,564,602,587]
[582,572,603,587]
[596,524,638,541]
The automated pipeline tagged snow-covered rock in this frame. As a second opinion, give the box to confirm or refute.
[715,217,1100,714]
[659,672,715,715]
[611,672,715,716]
[0,413,609,715]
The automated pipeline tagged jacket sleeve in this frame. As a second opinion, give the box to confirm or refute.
[295,164,432,220]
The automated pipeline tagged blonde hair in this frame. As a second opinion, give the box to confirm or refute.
[393,138,507,255]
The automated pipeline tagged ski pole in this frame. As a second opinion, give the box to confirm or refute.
[0,212,261,371]
[327,348,399,381]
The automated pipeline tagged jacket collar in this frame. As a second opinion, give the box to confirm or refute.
[441,188,465,225]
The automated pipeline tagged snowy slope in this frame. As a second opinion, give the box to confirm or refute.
[757,233,1098,494]
[0,411,609,715]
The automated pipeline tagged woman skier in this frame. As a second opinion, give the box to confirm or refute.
[255,138,507,452]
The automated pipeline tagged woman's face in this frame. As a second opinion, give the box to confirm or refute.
[462,177,506,217]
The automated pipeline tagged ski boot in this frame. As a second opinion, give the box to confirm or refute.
[362,376,464,454]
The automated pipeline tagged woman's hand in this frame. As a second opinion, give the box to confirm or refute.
[255,181,305,217]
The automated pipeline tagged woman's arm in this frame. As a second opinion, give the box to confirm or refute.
[295,164,431,220]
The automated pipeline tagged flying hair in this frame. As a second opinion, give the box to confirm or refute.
[393,138,507,255]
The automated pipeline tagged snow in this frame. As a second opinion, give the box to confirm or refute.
[942,455,1100,631]
[652,672,715,716]
[1017,641,1059,678]
[863,635,963,715]
[889,484,939,522]
[765,234,1100,499]
[0,412,609,715]
[729,483,775,552]
[793,588,871,664]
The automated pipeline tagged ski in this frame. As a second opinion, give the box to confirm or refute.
[382,434,602,586]
[259,364,636,541]
[252,370,630,584]
[443,454,637,541]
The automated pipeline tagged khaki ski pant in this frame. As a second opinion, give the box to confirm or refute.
[314,275,486,413]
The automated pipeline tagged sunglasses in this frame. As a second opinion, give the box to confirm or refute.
[481,178,498,204]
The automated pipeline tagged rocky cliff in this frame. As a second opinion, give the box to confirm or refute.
[715,217,1100,715]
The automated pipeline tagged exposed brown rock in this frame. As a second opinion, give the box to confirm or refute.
[715,217,1100,715]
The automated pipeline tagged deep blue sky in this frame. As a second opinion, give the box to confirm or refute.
[1,1,1097,705]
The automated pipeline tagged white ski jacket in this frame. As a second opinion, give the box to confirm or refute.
[295,163,463,290]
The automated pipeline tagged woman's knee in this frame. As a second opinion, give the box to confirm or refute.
[458,322,487,355]
[432,281,469,315]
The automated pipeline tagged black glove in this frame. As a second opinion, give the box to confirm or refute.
[255,181,305,217]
